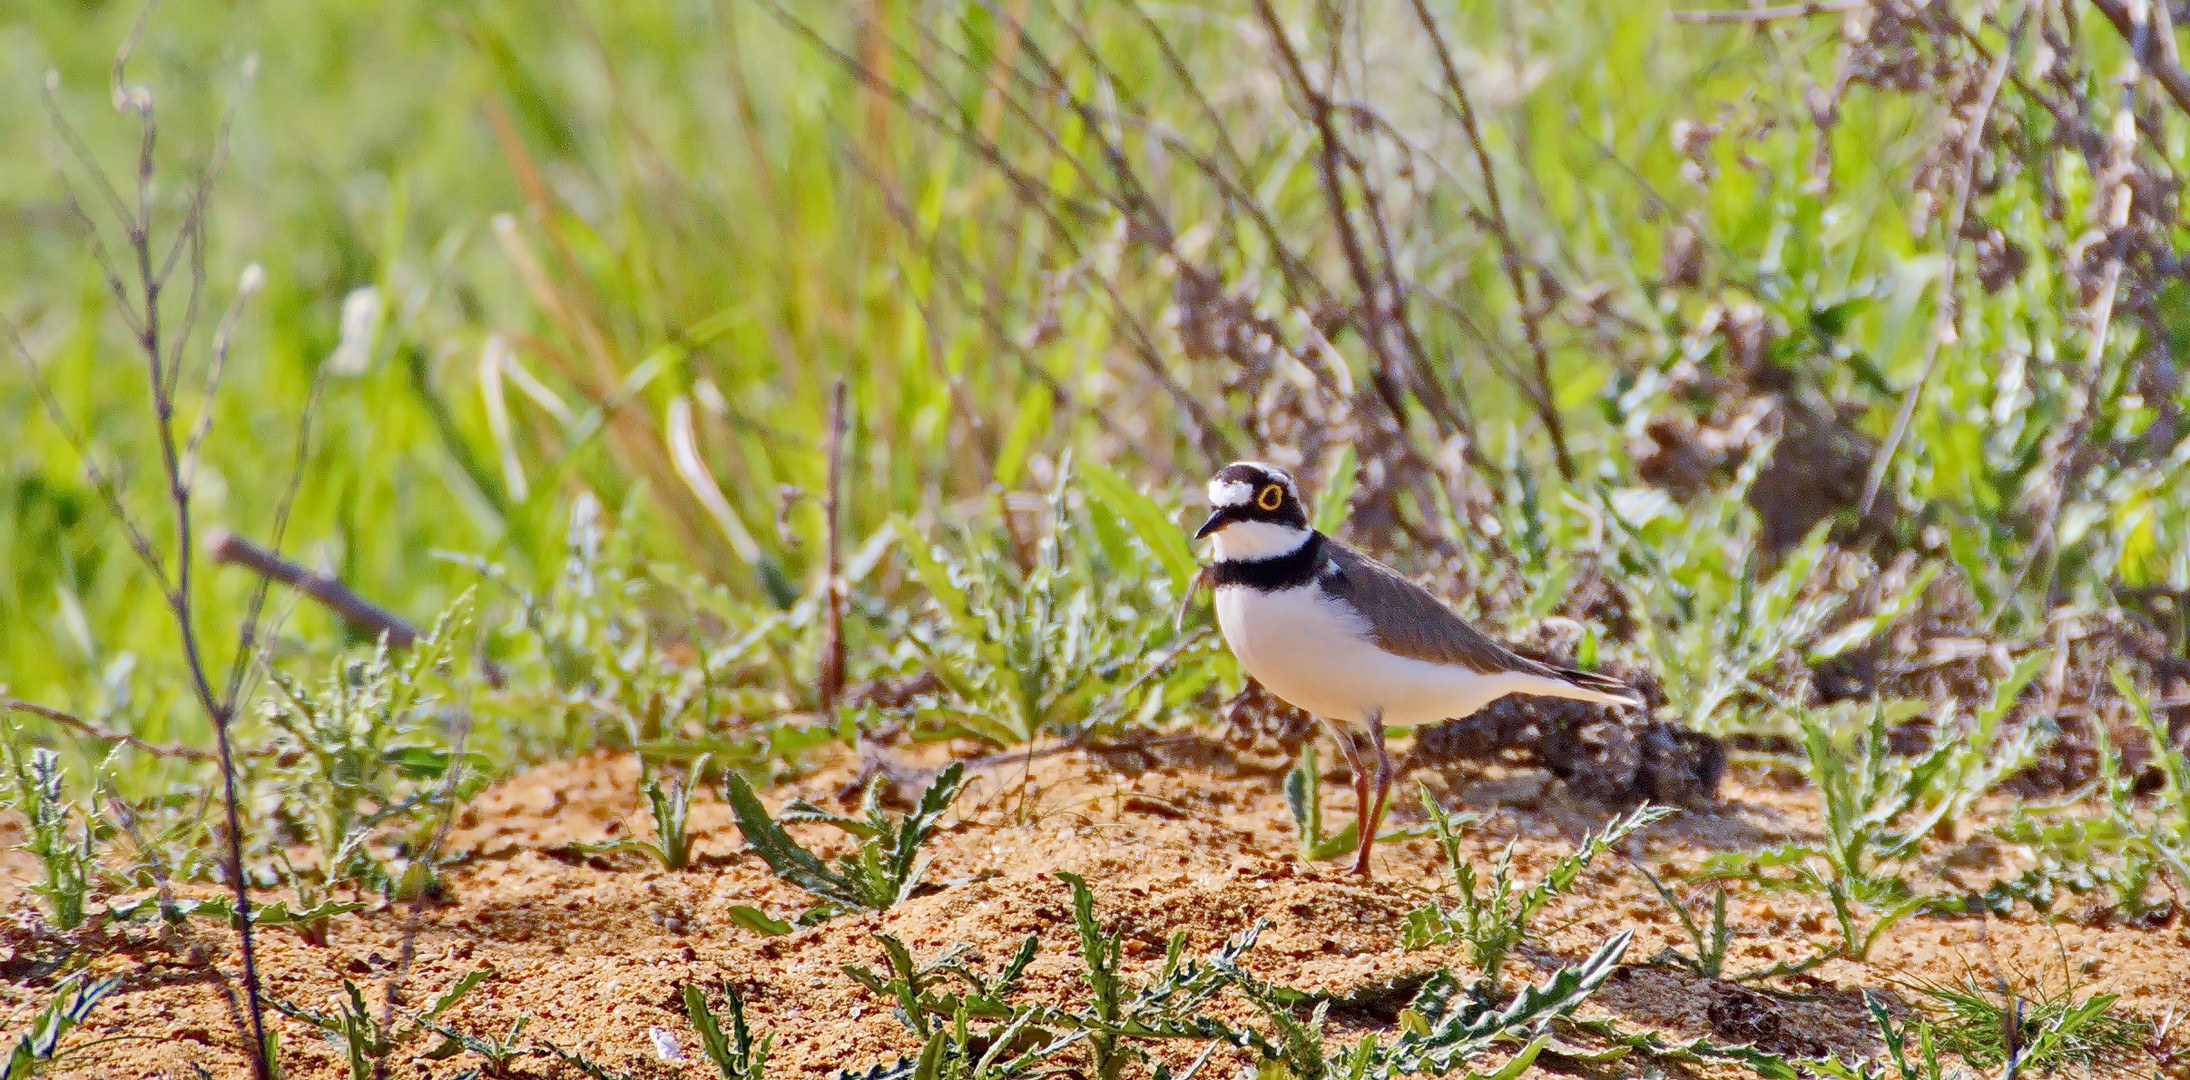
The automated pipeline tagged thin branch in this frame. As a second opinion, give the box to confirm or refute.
[1406,0,1577,480]
[204,530,509,690]
[38,26,275,1074]
[1670,0,1860,23]
[0,695,216,762]
[2088,0,2190,117]
[817,379,849,715]
[204,530,418,649]
[48,171,143,339]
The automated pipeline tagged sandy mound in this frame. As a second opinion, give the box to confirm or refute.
[4,738,2186,1078]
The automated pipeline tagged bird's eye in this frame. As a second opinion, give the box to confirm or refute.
[1256,484,1284,511]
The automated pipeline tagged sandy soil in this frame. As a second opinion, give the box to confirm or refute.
[5,735,2186,1079]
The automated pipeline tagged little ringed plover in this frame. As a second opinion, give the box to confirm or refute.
[1193,461,1641,877]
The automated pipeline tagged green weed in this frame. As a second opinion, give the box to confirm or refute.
[1403,792,1670,993]
[577,756,707,871]
[886,459,1221,747]
[272,968,489,1080]
[417,1014,531,1078]
[2,975,123,1079]
[1708,687,2044,959]
[683,982,772,1080]
[1,737,101,931]
[832,873,1635,1080]
[1634,865,1735,980]
[835,930,1067,1079]
[464,496,845,765]
[1984,696,2184,918]
[1918,972,2150,1072]
[723,761,966,916]
[259,613,488,899]
[1807,994,1958,1080]
[97,893,363,932]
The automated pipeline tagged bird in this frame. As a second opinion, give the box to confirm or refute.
[1191,460,1641,878]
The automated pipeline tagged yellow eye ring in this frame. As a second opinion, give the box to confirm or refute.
[1256,484,1285,511]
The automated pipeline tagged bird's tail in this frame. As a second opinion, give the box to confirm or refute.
[1522,666,1644,710]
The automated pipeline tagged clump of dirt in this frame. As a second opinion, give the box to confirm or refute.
[1408,653,1725,809]
[4,739,2187,1079]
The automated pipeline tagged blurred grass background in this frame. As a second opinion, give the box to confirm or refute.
[3,0,2185,757]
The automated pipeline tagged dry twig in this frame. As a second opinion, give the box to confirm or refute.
[818,379,850,714]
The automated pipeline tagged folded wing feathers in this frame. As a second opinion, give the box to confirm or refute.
[1320,541,1642,710]
[1534,665,1645,709]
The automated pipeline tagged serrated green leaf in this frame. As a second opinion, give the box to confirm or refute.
[1079,460,1198,596]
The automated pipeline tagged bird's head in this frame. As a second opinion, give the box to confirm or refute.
[1196,461,1310,559]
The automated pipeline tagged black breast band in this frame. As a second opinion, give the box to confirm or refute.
[1211,532,1325,591]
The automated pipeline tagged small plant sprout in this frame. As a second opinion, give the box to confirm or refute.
[3,975,124,1078]
[1706,694,2040,962]
[1634,864,1735,980]
[838,931,1063,1077]
[580,755,709,870]
[1403,790,1671,993]
[1,736,101,931]
[683,981,771,1080]
[1284,742,1358,862]
[1632,865,1830,984]
[273,968,489,1080]
[723,761,967,915]
[1808,994,1956,1080]
[418,1014,531,1078]
[1056,872,1127,1080]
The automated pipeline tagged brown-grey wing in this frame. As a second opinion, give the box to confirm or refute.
[1318,544,1556,676]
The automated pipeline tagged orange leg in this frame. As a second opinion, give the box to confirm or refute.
[1356,712,1393,877]
[1349,710,1391,878]
[1321,719,1372,876]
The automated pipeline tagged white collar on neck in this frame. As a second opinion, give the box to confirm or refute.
[1209,520,1313,563]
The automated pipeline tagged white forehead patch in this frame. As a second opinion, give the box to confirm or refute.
[1208,479,1256,507]
[1225,461,1295,493]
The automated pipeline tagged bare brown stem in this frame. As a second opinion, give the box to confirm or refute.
[1670,0,1859,23]
[32,31,276,1074]
[0,694,217,762]
[205,530,507,688]
[817,380,849,715]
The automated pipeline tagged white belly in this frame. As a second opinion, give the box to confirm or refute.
[1214,584,1530,727]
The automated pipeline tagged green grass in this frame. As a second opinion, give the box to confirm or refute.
[826,873,1638,1080]
[723,758,968,917]
[1917,972,2150,1072]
